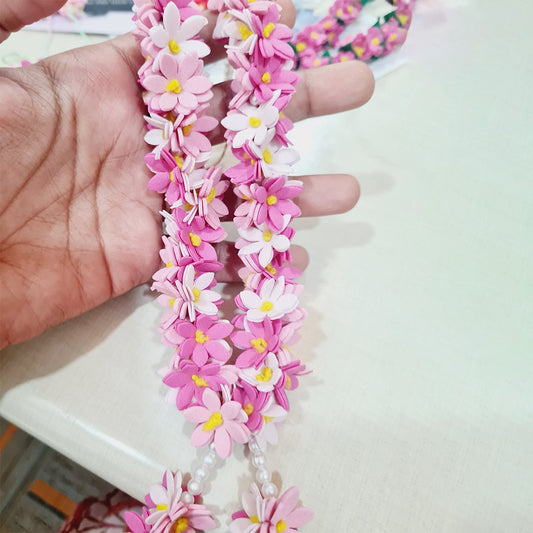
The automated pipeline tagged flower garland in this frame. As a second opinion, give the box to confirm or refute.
[127,0,311,531]
[126,0,416,530]
[291,0,415,69]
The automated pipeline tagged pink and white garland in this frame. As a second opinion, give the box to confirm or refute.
[127,0,312,531]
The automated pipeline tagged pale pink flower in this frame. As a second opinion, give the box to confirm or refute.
[184,389,250,458]
[149,3,210,70]
[239,352,282,392]
[142,54,212,115]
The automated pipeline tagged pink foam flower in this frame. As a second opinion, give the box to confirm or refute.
[125,470,216,533]
[176,315,233,365]
[176,113,217,158]
[153,235,186,283]
[164,360,228,410]
[176,213,225,262]
[142,53,212,114]
[254,398,287,451]
[381,18,407,53]
[153,0,199,20]
[235,176,302,231]
[230,484,312,533]
[351,32,368,60]
[232,382,269,432]
[366,26,384,58]
[247,56,299,102]
[148,3,209,71]
[154,264,220,322]
[145,150,188,205]
[250,4,293,60]
[144,111,178,157]
[274,360,309,410]
[184,388,250,458]
[177,167,229,228]
[231,317,281,368]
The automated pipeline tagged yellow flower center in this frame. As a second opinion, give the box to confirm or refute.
[389,32,397,42]
[371,37,380,46]
[182,123,194,136]
[251,337,267,353]
[166,79,182,93]
[266,194,277,205]
[263,415,273,424]
[191,374,208,387]
[166,260,173,268]
[169,298,176,308]
[249,116,261,128]
[174,154,183,168]
[263,230,273,242]
[265,264,277,275]
[336,9,342,17]
[262,149,273,164]
[174,517,188,532]
[354,45,365,57]
[256,367,273,382]
[169,170,175,183]
[238,23,252,40]
[203,412,223,431]
[295,42,306,52]
[206,187,216,204]
[244,403,254,415]
[156,504,168,511]
[192,287,201,302]
[250,515,260,524]
[310,31,319,40]
[263,22,275,38]
[276,520,288,532]
[260,300,273,312]
[168,40,180,54]
[189,233,202,247]
[195,329,209,344]
[261,72,271,83]
[324,20,332,29]
[341,55,348,62]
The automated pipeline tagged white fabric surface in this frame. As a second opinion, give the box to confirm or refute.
[1,1,532,531]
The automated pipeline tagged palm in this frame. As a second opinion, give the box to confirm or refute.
[0,38,162,346]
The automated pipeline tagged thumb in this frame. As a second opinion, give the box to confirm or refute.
[0,0,67,42]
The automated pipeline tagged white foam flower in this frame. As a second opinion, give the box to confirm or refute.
[149,3,210,70]
[225,9,258,54]
[237,216,291,267]
[248,138,300,179]
[182,264,220,319]
[240,352,282,392]
[144,112,176,156]
[222,91,281,148]
[240,276,298,322]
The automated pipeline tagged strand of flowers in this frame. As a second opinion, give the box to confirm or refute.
[291,0,415,69]
[126,0,312,531]
[208,1,313,530]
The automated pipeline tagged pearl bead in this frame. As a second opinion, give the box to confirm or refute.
[249,441,261,455]
[203,454,216,468]
[194,467,208,480]
[262,482,278,498]
[252,454,265,468]
[255,468,270,484]
[181,491,194,505]
[187,480,203,496]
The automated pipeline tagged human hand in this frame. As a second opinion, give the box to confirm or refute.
[0,0,374,349]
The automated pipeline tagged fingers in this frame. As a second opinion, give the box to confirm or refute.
[296,174,360,216]
[207,60,375,144]
[0,0,66,43]
[215,243,309,283]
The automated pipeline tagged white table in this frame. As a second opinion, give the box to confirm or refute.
[1,1,532,531]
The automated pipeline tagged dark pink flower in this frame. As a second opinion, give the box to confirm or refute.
[232,382,269,432]
[145,149,185,205]
[231,318,281,368]
[176,315,233,365]
[163,360,227,410]
[251,5,293,60]
[366,26,384,58]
